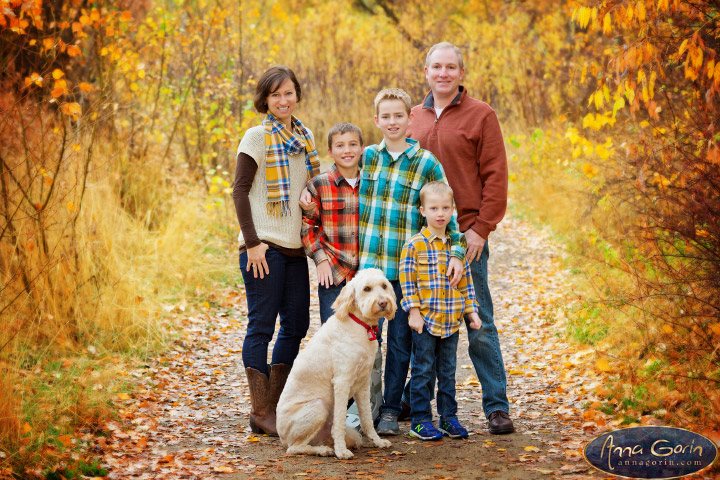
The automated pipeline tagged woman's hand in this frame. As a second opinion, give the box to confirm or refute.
[316,260,334,288]
[246,242,270,279]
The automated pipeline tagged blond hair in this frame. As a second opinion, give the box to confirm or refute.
[419,181,454,206]
[373,88,412,115]
[425,42,464,70]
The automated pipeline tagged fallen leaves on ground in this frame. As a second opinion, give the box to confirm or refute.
[94,215,622,479]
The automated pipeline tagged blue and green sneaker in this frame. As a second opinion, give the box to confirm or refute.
[438,418,469,439]
[409,421,443,441]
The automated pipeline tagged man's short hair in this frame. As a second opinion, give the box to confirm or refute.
[419,181,454,206]
[425,42,464,70]
[253,65,302,114]
[327,122,364,149]
[373,88,412,115]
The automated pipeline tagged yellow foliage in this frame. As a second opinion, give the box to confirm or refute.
[602,12,612,34]
[596,358,612,372]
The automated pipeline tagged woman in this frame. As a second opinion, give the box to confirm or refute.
[232,66,319,436]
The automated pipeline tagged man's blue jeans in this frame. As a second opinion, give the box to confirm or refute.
[401,241,509,417]
[468,240,509,416]
[318,279,347,324]
[410,327,459,423]
[379,280,409,416]
[239,248,310,376]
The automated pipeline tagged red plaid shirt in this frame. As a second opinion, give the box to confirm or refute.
[302,164,359,284]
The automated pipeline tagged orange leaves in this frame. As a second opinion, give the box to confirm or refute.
[52,79,68,98]
[24,72,43,87]
[61,102,81,120]
[213,466,234,473]
[56,434,73,448]
[66,44,81,57]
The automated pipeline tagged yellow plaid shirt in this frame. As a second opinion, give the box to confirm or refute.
[399,228,478,338]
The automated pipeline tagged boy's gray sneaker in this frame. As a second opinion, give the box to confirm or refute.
[376,411,400,436]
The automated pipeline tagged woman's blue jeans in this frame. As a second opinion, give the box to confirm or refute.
[239,247,310,376]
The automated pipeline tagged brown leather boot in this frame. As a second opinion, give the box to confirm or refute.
[268,363,291,409]
[245,367,277,436]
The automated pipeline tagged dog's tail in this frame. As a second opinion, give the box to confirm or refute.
[345,426,363,449]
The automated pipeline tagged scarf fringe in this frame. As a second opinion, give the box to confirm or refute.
[266,200,292,217]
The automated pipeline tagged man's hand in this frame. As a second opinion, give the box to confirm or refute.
[408,308,424,334]
[467,312,482,330]
[299,187,315,211]
[464,228,486,264]
[316,260,333,288]
[447,257,464,288]
[246,242,270,279]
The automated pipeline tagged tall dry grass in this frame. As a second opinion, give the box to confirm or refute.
[0,130,238,468]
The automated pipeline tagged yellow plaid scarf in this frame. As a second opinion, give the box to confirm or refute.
[263,114,320,217]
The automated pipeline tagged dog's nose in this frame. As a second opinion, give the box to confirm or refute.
[378,299,387,310]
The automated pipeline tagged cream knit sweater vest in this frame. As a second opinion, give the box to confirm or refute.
[236,125,312,250]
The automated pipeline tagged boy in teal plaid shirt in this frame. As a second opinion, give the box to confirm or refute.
[359,88,467,436]
[400,181,481,440]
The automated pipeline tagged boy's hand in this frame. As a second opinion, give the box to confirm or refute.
[408,308,424,334]
[467,312,482,330]
[299,187,315,211]
[447,257,464,287]
[316,260,334,288]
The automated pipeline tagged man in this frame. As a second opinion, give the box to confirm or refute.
[407,42,514,434]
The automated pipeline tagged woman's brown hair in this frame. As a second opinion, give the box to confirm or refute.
[253,66,302,114]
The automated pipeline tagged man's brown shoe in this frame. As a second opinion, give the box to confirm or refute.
[488,410,514,434]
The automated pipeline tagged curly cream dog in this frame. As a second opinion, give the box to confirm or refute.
[276,268,396,459]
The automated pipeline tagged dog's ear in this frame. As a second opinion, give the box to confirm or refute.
[332,282,356,319]
[386,286,398,320]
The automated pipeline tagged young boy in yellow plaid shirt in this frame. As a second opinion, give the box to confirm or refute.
[399,181,481,441]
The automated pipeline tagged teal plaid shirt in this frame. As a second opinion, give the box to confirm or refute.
[358,138,465,281]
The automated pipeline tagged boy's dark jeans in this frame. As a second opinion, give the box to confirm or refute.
[239,247,310,376]
[318,279,347,324]
[380,281,409,416]
[409,326,459,424]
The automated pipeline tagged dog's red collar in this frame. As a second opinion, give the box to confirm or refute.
[349,314,379,341]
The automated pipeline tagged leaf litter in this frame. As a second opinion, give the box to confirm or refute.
[95,215,658,479]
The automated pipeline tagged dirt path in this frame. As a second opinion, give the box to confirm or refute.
[101,214,611,479]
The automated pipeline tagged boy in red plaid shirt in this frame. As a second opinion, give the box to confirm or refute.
[302,122,363,324]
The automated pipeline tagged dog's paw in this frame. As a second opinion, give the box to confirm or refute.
[335,448,354,460]
[374,438,391,449]
[317,446,334,456]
